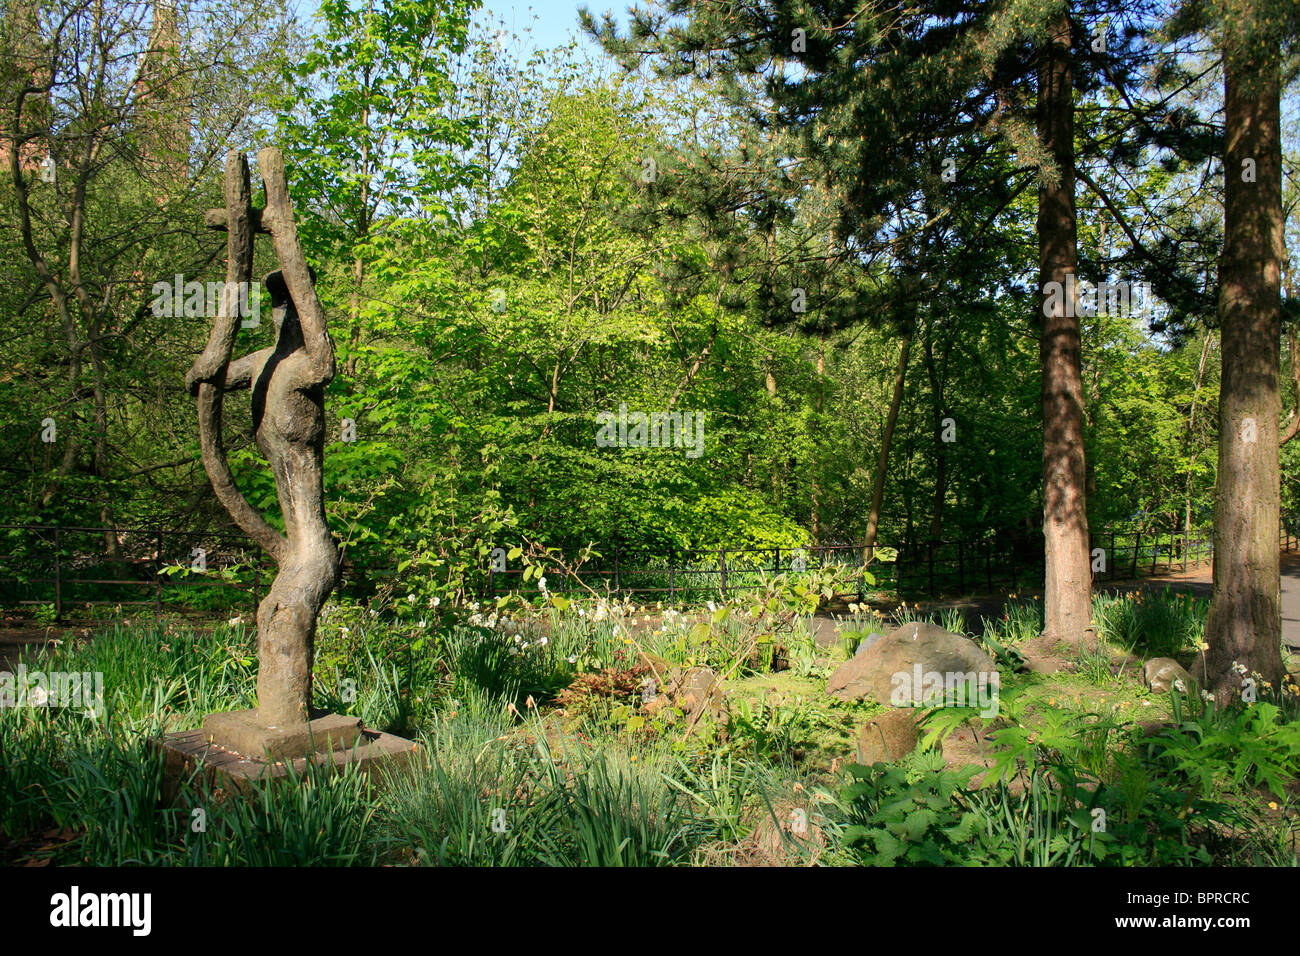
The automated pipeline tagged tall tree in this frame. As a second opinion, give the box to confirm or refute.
[1195,0,1294,701]
[585,0,1171,648]
[1033,6,1095,653]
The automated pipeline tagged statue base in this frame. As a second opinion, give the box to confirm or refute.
[201,708,367,761]
[153,710,419,799]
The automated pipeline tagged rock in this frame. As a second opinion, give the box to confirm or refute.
[1142,658,1194,694]
[677,667,719,715]
[854,632,884,656]
[827,621,997,706]
[639,665,727,725]
[745,798,826,866]
[855,709,918,765]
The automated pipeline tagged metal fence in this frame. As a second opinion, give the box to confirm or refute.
[4,516,1297,621]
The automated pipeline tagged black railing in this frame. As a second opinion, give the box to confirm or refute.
[4,517,1297,621]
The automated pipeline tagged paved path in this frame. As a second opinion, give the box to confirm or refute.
[1282,552,1300,650]
[821,547,1300,654]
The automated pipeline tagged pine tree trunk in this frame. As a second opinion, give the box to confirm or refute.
[1204,21,1284,703]
[864,331,911,554]
[1035,9,1094,652]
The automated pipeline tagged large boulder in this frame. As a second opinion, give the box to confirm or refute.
[827,621,998,707]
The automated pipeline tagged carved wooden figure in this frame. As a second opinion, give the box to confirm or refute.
[187,149,338,730]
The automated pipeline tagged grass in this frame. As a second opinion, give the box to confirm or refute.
[0,584,1296,866]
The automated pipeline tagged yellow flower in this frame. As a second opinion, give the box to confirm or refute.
[1269,801,1279,810]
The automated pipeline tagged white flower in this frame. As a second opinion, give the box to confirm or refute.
[538,637,548,647]
[418,620,427,629]
[407,593,417,604]
[432,597,441,607]
[567,655,577,664]
[28,685,48,706]
[537,576,548,593]
[339,626,349,635]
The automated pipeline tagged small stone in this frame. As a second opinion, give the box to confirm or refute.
[855,709,919,765]
[1142,658,1194,694]
[854,632,884,656]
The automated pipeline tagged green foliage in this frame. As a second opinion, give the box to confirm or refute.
[1146,696,1300,801]
[835,757,999,866]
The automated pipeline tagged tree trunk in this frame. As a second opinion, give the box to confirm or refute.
[864,330,911,554]
[1204,23,1284,703]
[1034,9,1094,653]
[1281,329,1299,445]
[924,317,950,543]
[1183,331,1214,539]
[811,343,825,540]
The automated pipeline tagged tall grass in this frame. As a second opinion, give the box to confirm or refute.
[376,708,702,866]
[1093,588,1208,656]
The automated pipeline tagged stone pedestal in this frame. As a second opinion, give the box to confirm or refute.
[201,709,366,761]
[153,710,419,800]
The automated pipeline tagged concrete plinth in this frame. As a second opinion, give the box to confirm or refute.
[201,708,366,761]
[153,715,419,800]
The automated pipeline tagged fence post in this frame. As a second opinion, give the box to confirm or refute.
[1111,531,1117,581]
[53,527,62,623]
[613,546,621,595]
[668,548,675,604]
[1132,533,1140,578]
[718,548,727,597]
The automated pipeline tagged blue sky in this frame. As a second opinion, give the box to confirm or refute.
[479,0,604,49]
[291,0,624,55]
